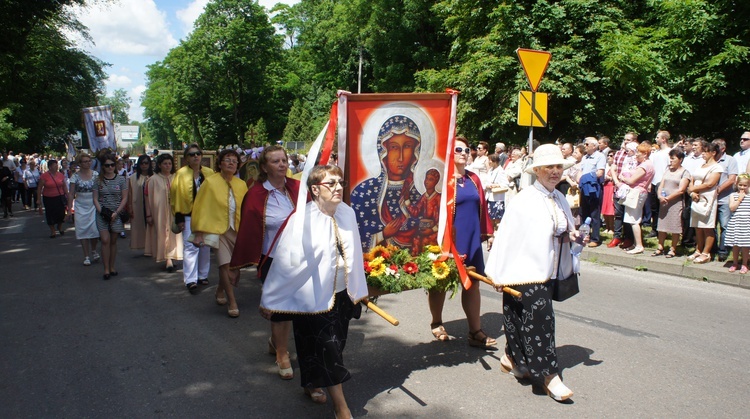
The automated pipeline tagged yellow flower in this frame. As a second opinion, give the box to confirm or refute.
[427,245,441,253]
[431,261,450,280]
[369,256,384,267]
[369,245,390,260]
[370,263,386,277]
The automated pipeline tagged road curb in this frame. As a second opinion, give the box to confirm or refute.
[582,246,750,289]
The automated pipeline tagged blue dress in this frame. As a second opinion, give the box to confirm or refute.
[455,175,485,275]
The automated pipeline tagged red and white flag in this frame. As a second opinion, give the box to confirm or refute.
[82,105,115,152]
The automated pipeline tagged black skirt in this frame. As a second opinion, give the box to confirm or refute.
[292,290,356,388]
[43,195,66,225]
[503,281,558,378]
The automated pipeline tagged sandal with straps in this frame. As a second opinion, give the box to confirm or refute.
[431,323,452,341]
[693,253,712,264]
[651,248,664,257]
[665,248,676,258]
[468,329,497,349]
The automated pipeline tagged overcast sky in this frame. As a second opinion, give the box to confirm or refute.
[69,0,298,122]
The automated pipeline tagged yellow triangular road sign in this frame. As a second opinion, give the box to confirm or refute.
[517,48,551,92]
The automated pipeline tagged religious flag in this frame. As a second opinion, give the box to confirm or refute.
[82,105,116,152]
[66,140,77,161]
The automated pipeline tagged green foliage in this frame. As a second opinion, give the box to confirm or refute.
[0,108,28,148]
[0,0,107,153]
[142,0,285,149]
[364,245,460,297]
[4,0,736,154]
[245,118,269,146]
[98,89,131,125]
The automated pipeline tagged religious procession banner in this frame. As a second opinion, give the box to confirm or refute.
[331,92,468,294]
[82,105,116,152]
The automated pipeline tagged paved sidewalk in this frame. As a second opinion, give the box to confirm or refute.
[582,241,750,289]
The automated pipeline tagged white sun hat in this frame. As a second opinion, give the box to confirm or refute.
[524,143,576,174]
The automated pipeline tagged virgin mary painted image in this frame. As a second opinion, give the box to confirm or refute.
[351,114,438,254]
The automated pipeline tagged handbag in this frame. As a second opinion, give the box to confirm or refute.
[552,236,580,302]
[171,219,182,234]
[691,195,712,216]
[618,187,640,209]
[691,166,718,217]
[119,211,130,224]
[100,207,114,222]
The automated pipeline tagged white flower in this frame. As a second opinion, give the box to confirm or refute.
[428,253,439,261]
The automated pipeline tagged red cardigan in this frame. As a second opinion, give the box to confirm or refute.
[229,178,303,271]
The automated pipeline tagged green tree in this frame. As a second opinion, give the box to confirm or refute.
[142,0,287,149]
[245,118,269,146]
[0,1,107,152]
[99,88,131,124]
[0,108,28,149]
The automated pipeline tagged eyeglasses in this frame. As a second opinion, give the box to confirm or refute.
[316,179,347,188]
[103,163,116,168]
[187,151,202,157]
[455,147,471,154]
[222,159,238,164]
[742,138,750,142]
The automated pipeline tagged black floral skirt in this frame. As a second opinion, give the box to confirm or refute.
[503,281,558,378]
[292,290,356,388]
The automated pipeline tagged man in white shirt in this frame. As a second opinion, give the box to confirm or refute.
[556,143,576,195]
[578,137,606,246]
[733,131,750,175]
[598,136,611,157]
[682,138,705,177]
[647,130,671,236]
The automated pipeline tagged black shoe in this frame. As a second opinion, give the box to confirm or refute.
[646,231,657,238]
[718,254,728,262]
[187,282,199,295]
[109,271,118,276]
[103,273,111,280]
[197,278,209,286]
[166,266,175,273]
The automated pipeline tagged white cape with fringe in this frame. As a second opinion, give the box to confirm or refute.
[260,201,368,314]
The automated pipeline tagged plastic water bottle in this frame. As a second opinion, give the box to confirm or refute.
[571,217,591,255]
[661,190,667,198]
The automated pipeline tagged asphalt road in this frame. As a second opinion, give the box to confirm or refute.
[2,209,749,418]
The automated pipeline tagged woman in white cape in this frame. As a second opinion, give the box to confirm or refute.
[485,144,580,402]
[260,165,368,419]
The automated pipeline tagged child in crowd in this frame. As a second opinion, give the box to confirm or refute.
[725,174,750,273]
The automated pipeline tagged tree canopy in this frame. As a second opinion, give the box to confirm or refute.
[3,0,748,153]
[0,0,108,153]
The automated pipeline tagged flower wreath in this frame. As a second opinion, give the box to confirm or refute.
[364,244,460,297]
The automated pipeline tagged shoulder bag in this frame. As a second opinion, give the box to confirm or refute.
[691,166,718,217]
[552,236,580,302]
